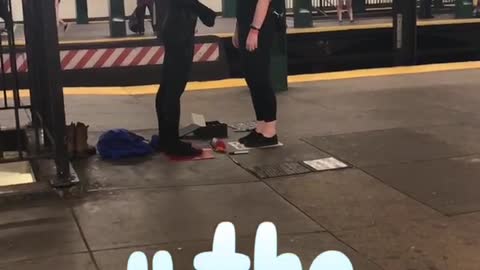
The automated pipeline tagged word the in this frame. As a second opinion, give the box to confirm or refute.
[128,222,354,270]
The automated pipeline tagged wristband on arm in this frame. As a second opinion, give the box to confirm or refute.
[250,25,260,31]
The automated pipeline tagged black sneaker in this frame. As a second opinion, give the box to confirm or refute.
[239,130,260,145]
[244,134,278,148]
[166,141,203,157]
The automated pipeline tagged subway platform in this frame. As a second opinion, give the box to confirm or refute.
[4,15,480,88]
[1,63,480,270]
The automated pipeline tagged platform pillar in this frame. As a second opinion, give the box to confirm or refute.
[353,0,366,13]
[393,0,417,66]
[22,0,77,187]
[419,0,434,19]
[434,0,444,8]
[294,0,313,28]
[455,0,474,18]
[222,0,236,18]
[76,0,89,24]
[270,0,288,92]
[109,0,126,37]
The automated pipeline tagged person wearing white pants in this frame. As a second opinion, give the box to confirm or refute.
[337,0,353,23]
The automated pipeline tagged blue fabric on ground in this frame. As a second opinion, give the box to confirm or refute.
[97,129,153,160]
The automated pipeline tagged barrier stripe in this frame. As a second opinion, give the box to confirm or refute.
[193,44,210,62]
[61,50,78,69]
[74,49,96,70]
[103,48,125,68]
[121,47,139,66]
[66,49,88,70]
[148,47,164,65]
[94,48,115,68]
[201,44,218,62]
[14,54,23,72]
[3,55,11,73]
[139,47,158,66]
[0,43,220,74]
[130,47,151,66]
[18,55,28,72]
[112,48,132,67]
[85,48,107,68]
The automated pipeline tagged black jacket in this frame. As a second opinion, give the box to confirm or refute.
[155,0,215,43]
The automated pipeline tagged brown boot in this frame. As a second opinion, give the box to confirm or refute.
[66,122,76,159]
[75,122,96,158]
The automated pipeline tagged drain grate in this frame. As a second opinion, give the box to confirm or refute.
[250,162,311,179]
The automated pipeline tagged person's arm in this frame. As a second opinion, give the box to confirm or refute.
[251,0,271,29]
[232,20,239,48]
[245,0,271,51]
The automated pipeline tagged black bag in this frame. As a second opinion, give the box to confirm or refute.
[271,0,287,33]
[128,8,140,33]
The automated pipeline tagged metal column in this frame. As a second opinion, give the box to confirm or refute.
[109,0,127,37]
[76,0,89,24]
[22,0,77,187]
[294,0,313,28]
[419,0,434,19]
[393,0,417,66]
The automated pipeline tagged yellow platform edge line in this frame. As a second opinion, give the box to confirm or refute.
[2,61,480,98]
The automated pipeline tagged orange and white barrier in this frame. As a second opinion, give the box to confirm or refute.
[0,43,220,74]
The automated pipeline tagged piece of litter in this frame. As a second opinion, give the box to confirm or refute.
[192,113,206,127]
[303,157,348,171]
[228,141,284,151]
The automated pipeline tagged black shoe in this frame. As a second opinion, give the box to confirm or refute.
[239,130,260,145]
[166,140,202,157]
[244,134,278,148]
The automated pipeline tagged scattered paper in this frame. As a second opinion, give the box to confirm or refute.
[191,113,206,127]
[228,141,284,151]
[303,157,348,171]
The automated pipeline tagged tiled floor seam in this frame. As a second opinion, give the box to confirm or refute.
[87,230,329,254]
[323,230,386,270]
[444,208,480,218]
[361,153,480,170]
[82,179,261,194]
[299,138,448,217]
[0,251,91,268]
[299,122,476,140]
[261,180,386,270]
[226,154,330,230]
[69,207,101,270]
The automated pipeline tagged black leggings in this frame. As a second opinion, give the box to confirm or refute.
[135,3,154,32]
[239,21,277,122]
[155,35,195,143]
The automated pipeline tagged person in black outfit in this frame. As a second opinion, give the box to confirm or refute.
[135,0,155,35]
[234,0,278,148]
[154,0,216,156]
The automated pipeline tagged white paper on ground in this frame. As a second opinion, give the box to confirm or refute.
[191,113,206,127]
[303,157,348,171]
[228,141,284,151]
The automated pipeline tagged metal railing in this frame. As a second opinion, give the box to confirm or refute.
[0,0,28,163]
[0,0,76,187]
[286,0,456,10]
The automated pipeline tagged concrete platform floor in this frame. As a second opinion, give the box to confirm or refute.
[2,67,480,269]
